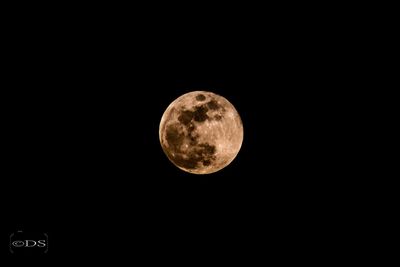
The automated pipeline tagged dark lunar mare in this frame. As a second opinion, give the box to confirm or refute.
[207,100,220,110]
[196,94,206,101]
[164,103,218,170]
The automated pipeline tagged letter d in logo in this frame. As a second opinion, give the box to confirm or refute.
[25,240,37,247]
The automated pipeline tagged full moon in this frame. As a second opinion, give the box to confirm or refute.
[159,91,243,174]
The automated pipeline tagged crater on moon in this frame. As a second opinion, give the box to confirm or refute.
[159,91,243,174]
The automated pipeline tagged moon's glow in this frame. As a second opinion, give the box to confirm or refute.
[159,91,243,174]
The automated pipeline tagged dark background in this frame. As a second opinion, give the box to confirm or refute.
[2,4,357,263]
[4,75,271,260]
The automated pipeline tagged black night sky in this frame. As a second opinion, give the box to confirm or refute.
[3,5,353,263]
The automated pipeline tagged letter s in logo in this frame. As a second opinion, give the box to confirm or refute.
[37,240,46,247]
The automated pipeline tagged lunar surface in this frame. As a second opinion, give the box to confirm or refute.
[159,91,243,174]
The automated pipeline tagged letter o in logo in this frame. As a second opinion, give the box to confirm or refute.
[12,240,25,247]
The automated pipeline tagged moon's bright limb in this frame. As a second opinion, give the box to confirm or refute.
[159,91,243,174]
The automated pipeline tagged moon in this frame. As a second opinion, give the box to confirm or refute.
[159,91,243,174]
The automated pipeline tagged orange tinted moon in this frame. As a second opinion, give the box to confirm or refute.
[159,91,243,174]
